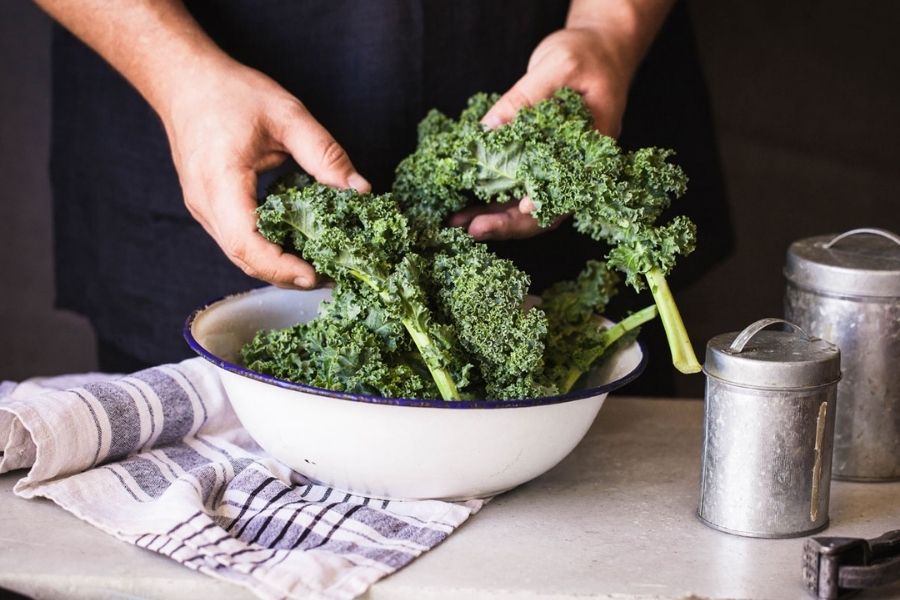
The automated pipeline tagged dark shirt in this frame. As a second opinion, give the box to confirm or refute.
[50,1,731,394]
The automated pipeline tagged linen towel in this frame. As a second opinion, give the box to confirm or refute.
[0,358,483,600]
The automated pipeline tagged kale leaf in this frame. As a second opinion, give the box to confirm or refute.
[393,88,700,373]
[242,87,699,399]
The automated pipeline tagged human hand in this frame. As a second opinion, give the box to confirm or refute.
[457,26,633,241]
[482,27,632,136]
[161,59,370,288]
[30,0,365,288]
[449,197,564,241]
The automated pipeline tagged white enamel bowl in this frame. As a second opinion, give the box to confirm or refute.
[185,286,645,500]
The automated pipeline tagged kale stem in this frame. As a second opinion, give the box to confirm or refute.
[644,268,701,374]
[402,321,461,400]
[560,304,658,393]
[349,267,461,400]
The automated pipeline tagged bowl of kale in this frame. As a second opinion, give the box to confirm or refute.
[185,89,699,500]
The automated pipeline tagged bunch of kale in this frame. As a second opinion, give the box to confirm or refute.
[241,88,697,401]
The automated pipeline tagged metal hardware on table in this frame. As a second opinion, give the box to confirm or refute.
[803,529,900,599]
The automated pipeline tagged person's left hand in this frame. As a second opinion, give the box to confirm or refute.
[455,27,632,241]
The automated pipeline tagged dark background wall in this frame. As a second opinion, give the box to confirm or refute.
[675,1,899,395]
[1,1,898,396]
[1,1,98,380]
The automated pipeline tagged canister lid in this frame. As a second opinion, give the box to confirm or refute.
[704,318,841,389]
[785,228,900,298]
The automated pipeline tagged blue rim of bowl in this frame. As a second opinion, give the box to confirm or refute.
[183,288,648,409]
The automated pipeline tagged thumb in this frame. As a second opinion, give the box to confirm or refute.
[481,72,560,129]
[281,106,371,193]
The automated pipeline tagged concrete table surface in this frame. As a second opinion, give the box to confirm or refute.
[1,396,898,600]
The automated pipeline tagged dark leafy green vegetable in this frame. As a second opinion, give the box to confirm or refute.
[253,178,472,400]
[242,87,700,399]
[244,177,650,400]
[539,260,657,393]
[394,88,700,373]
[427,227,550,400]
[242,282,440,399]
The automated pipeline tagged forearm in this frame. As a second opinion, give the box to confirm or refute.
[33,0,233,121]
[566,0,675,77]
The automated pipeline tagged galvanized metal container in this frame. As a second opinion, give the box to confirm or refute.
[784,228,900,481]
[699,318,841,538]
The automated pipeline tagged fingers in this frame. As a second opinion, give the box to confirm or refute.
[467,203,545,241]
[448,201,516,228]
[200,169,319,288]
[519,196,536,214]
[450,196,553,240]
[279,104,371,193]
[578,87,622,138]
[481,72,562,129]
[479,27,630,137]
[229,102,369,287]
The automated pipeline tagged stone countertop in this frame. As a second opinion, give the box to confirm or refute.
[1,396,898,600]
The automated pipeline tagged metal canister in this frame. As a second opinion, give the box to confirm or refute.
[784,228,900,481]
[699,318,841,538]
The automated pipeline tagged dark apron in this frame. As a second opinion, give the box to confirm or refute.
[50,1,731,394]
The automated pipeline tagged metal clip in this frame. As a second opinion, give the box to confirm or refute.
[803,530,900,599]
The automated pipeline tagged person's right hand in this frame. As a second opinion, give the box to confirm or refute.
[160,59,370,289]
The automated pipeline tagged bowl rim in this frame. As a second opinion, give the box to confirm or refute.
[183,286,648,409]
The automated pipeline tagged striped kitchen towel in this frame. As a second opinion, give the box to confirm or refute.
[0,358,483,600]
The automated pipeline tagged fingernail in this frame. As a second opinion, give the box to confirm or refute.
[481,114,503,129]
[348,173,370,193]
[470,226,490,240]
[294,275,313,288]
[519,197,536,213]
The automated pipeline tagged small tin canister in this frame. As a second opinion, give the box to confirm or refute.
[784,228,900,481]
[698,318,841,538]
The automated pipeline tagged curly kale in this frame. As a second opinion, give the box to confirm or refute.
[241,87,699,399]
[252,178,472,400]
[393,88,700,373]
[245,179,651,399]
[540,261,657,393]
[242,282,439,398]
[427,227,550,400]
